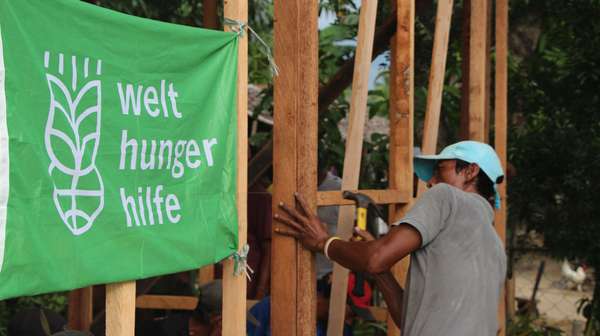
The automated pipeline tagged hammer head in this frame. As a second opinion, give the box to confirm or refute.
[342,190,371,208]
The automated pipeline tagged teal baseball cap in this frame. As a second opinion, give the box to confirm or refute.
[414,141,505,208]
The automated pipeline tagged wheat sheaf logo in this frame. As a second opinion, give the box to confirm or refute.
[44,52,104,236]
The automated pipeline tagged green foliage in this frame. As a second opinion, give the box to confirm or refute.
[507,314,564,336]
[508,0,600,328]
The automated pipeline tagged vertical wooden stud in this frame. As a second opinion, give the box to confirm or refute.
[106,282,135,336]
[326,1,379,335]
[68,287,93,331]
[387,1,414,334]
[416,0,454,196]
[272,0,318,335]
[467,0,487,141]
[495,0,508,334]
[203,0,219,29]
[296,1,319,336]
[222,0,248,335]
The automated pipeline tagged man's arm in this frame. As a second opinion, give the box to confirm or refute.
[274,193,422,328]
[326,224,421,273]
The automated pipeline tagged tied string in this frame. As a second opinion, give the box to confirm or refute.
[223,18,280,77]
[232,244,254,281]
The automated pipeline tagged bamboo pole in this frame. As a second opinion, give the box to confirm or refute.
[416,0,454,196]
[106,282,135,336]
[386,2,414,335]
[326,1,378,335]
[495,0,508,333]
[222,0,248,335]
[467,0,488,141]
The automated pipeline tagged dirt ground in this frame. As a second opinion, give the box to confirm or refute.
[514,254,595,334]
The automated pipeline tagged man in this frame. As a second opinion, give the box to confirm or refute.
[275,141,507,336]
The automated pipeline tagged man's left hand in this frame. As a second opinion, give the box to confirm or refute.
[274,193,330,253]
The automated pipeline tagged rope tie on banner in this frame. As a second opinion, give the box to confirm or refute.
[232,244,254,281]
[223,18,280,77]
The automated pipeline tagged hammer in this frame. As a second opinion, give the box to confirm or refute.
[342,191,385,298]
[342,191,385,234]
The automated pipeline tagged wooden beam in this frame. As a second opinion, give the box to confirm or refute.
[327,1,379,335]
[467,0,487,141]
[197,265,215,286]
[386,0,414,335]
[136,295,198,310]
[295,1,319,336]
[495,0,508,334]
[68,287,93,331]
[459,0,470,140]
[272,0,299,331]
[272,0,318,335]
[317,189,409,206]
[106,282,136,336]
[203,0,219,29]
[416,0,454,196]
[222,0,248,335]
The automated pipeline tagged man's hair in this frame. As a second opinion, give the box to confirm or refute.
[455,159,495,205]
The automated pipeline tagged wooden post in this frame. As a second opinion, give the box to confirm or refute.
[495,0,508,334]
[68,287,93,331]
[197,265,214,286]
[272,0,319,335]
[203,0,219,29]
[459,0,470,140]
[295,2,319,335]
[386,1,414,335]
[222,1,248,335]
[467,0,487,141]
[416,0,454,196]
[106,282,136,336]
[326,1,378,335]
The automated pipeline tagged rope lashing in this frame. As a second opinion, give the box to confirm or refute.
[232,244,254,281]
[223,18,280,77]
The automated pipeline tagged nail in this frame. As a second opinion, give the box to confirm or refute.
[294,192,298,196]
[274,214,279,218]
[279,201,284,206]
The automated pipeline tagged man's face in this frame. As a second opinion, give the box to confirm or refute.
[427,159,475,190]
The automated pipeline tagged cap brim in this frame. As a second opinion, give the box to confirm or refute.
[413,154,454,182]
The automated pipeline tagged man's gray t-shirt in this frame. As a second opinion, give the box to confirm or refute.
[394,183,506,336]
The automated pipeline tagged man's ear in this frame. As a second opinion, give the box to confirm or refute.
[466,163,480,181]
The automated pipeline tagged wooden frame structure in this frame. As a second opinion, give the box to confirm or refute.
[66,0,508,335]
[271,0,509,335]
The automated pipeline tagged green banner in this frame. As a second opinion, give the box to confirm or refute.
[0,0,239,299]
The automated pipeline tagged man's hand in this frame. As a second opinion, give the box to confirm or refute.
[274,193,331,253]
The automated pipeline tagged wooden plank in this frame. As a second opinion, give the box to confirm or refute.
[106,282,136,336]
[459,0,470,140]
[327,1,379,335]
[68,287,93,331]
[272,0,300,334]
[495,0,508,333]
[203,0,219,29]
[386,1,414,334]
[222,0,248,335]
[317,189,409,206]
[197,265,215,286]
[136,295,198,310]
[467,0,487,141]
[416,0,454,196]
[295,1,319,335]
